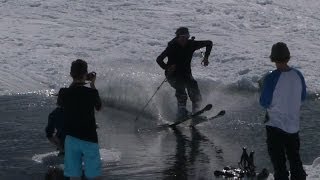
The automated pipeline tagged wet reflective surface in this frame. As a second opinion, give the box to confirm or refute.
[0,93,319,179]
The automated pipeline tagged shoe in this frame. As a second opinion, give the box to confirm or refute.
[192,101,201,113]
[177,108,191,119]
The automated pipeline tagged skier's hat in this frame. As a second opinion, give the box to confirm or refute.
[175,27,190,37]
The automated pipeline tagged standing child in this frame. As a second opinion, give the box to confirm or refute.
[45,95,65,156]
[59,59,102,180]
[260,42,307,180]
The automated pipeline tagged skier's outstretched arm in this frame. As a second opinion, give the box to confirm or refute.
[194,40,213,66]
[194,40,213,58]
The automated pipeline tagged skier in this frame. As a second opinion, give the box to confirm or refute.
[156,27,213,119]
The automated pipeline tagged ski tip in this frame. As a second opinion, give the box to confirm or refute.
[204,104,213,111]
[218,110,226,116]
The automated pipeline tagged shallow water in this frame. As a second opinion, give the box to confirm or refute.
[0,91,319,180]
[2,0,320,179]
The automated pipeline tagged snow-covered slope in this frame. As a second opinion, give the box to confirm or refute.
[1,0,320,95]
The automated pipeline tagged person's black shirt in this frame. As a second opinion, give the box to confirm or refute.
[58,85,101,143]
[156,38,212,78]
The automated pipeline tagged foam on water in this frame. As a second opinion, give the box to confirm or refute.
[31,148,121,167]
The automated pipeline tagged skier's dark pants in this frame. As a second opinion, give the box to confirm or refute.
[166,74,202,113]
[266,126,306,180]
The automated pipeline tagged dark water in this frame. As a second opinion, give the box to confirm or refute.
[0,91,319,180]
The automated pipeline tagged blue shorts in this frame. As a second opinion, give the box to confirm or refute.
[64,135,101,178]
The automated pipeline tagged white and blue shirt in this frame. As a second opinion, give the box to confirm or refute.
[260,68,306,133]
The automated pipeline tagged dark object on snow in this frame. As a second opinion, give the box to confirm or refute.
[214,147,267,179]
[239,147,249,170]
[238,147,256,176]
[247,151,256,176]
[257,168,270,180]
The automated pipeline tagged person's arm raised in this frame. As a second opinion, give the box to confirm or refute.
[89,74,102,111]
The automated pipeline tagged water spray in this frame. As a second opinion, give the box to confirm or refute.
[134,78,167,122]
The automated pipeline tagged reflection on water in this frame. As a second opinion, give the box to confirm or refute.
[1,93,320,179]
[163,126,224,179]
[163,127,188,179]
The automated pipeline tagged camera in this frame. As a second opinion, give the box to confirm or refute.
[86,72,96,81]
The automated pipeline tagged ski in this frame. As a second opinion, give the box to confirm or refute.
[137,104,213,132]
[168,104,212,127]
[190,110,225,126]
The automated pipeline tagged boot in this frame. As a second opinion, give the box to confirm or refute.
[192,101,201,113]
[177,107,190,119]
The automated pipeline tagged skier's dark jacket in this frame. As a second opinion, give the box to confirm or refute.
[156,38,212,78]
[45,107,66,147]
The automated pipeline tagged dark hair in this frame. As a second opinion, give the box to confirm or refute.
[70,59,88,79]
[175,27,189,37]
[270,42,290,62]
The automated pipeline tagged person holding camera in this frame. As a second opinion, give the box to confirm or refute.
[58,59,102,180]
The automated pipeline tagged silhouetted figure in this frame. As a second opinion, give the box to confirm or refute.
[156,27,213,119]
[260,42,307,180]
[59,59,102,180]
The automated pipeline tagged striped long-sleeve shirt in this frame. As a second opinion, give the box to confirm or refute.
[259,68,306,133]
